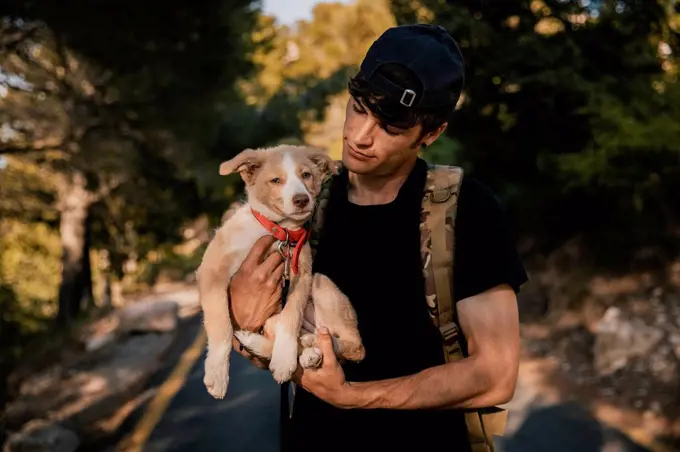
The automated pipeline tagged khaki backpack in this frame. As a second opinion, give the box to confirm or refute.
[307,161,507,452]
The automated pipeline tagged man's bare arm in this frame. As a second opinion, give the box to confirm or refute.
[344,284,520,410]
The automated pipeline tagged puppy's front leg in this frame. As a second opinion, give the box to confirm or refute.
[269,273,312,383]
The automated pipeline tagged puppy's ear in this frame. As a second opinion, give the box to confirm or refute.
[219,149,263,184]
[306,148,340,176]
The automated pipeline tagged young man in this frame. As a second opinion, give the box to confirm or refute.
[228,24,528,451]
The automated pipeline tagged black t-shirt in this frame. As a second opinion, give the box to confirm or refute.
[283,157,528,452]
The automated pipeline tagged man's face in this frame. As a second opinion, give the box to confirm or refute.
[342,96,435,176]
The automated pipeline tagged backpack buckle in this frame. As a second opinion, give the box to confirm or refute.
[430,187,452,203]
[439,322,459,345]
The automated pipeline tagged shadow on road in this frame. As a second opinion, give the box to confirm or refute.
[142,351,280,452]
[89,313,281,452]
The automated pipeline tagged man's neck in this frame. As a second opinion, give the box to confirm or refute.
[348,157,417,206]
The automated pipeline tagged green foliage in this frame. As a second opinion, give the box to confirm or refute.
[0,156,58,224]
[0,219,60,328]
[138,242,208,288]
[420,135,464,167]
[392,0,680,268]
[234,0,396,155]
[0,0,262,324]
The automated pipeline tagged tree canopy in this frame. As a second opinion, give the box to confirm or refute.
[392,0,680,268]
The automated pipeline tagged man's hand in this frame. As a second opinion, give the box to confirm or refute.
[229,235,285,332]
[292,327,355,409]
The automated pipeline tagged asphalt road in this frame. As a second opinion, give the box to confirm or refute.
[100,313,281,452]
[110,313,654,452]
[143,321,281,452]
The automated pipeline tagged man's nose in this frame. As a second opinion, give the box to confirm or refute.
[293,193,310,208]
[353,116,377,146]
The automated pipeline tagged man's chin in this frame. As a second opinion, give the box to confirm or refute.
[342,155,378,174]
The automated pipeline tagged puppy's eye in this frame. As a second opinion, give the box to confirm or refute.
[270,177,281,184]
[301,172,312,179]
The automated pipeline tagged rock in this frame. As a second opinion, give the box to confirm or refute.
[601,427,652,452]
[80,296,190,351]
[3,420,79,452]
[516,281,550,322]
[117,299,179,334]
[79,313,121,352]
[593,307,665,376]
[84,331,117,352]
[5,333,175,431]
[669,332,680,360]
[646,345,679,385]
[65,333,175,429]
[17,365,64,398]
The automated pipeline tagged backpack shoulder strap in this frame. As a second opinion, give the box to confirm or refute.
[420,163,506,452]
[420,163,464,356]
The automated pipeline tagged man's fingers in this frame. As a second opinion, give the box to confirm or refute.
[316,327,336,363]
[261,247,284,275]
[242,235,276,269]
[268,260,285,286]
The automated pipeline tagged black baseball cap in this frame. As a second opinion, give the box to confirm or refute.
[356,24,465,109]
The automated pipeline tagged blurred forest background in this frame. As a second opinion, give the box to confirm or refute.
[1,0,679,449]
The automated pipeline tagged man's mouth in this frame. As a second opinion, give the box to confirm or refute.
[348,145,374,161]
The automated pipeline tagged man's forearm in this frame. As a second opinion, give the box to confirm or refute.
[346,355,512,411]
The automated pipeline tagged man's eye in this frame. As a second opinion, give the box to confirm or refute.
[384,127,403,136]
[352,103,366,114]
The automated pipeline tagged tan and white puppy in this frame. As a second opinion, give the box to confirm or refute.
[197,144,365,400]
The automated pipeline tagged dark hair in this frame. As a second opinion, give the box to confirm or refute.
[347,63,461,140]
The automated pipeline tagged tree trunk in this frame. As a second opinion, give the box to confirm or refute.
[56,173,92,327]
[101,273,112,309]
[80,213,95,311]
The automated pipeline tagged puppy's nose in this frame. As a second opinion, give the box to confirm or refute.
[293,194,310,208]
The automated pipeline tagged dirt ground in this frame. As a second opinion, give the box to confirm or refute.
[516,320,680,452]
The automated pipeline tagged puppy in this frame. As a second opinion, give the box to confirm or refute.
[197,144,365,399]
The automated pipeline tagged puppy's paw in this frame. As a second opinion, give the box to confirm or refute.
[299,346,323,369]
[300,332,317,348]
[203,349,230,399]
[234,330,272,358]
[269,334,298,384]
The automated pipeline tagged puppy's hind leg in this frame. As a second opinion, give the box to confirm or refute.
[233,316,278,359]
[236,314,318,369]
[311,273,365,363]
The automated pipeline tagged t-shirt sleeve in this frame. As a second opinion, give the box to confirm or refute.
[453,177,529,303]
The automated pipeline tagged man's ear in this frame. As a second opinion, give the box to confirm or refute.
[306,148,340,176]
[219,148,263,184]
[422,122,448,147]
